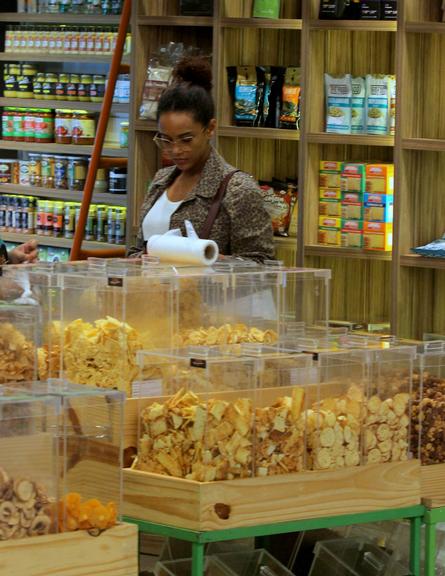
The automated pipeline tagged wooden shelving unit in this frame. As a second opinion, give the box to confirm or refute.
[0,8,130,257]
[127,0,443,340]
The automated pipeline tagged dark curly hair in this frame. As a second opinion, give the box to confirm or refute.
[157,56,215,126]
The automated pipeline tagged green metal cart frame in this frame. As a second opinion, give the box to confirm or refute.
[124,505,424,576]
[424,506,445,576]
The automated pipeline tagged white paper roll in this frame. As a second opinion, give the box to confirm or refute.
[147,234,219,266]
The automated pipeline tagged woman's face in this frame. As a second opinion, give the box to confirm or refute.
[157,112,216,173]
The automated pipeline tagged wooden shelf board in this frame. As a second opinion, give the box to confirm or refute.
[305,244,392,261]
[309,19,397,32]
[274,237,297,246]
[405,22,445,34]
[135,120,158,132]
[402,138,445,152]
[0,183,127,207]
[307,132,394,147]
[137,15,213,27]
[2,231,119,251]
[0,140,127,157]
[220,17,302,30]
[218,126,300,141]
[400,254,445,270]
[0,12,121,24]
[0,53,130,64]
[0,97,128,113]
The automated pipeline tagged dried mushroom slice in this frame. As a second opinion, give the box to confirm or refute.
[29,515,51,536]
[14,478,35,502]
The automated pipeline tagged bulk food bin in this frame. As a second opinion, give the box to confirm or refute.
[0,387,60,540]
[12,380,124,533]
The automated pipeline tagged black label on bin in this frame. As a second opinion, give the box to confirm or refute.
[108,276,123,287]
[190,358,206,369]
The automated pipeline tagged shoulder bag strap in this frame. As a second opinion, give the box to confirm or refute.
[199,170,240,239]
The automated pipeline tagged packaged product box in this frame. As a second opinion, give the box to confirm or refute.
[360,0,381,19]
[319,199,342,217]
[319,161,342,188]
[364,221,393,251]
[382,0,397,20]
[319,215,341,229]
[320,187,342,200]
[318,227,341,246]
[252,0,281,19]
[341,229,363,248]
[342,191,363,204]
[342,219,364,232]
[365,163,394,194]
[341,202,364,220]
[341,162,366,193]
[364,193,394,222]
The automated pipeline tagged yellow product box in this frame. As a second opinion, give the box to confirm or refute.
[363,222,393,251]
[318,227,341,246]
[319,199,342,217]
[365,163,394,194]
[319,216,342,229]
[320,187,342,200]
[341,202,364,220]
[341,230,363,248]
[319,161,342,189]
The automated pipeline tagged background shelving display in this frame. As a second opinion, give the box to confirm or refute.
[0,4,130,260]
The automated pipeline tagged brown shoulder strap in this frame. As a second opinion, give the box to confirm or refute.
[200,170,240,239]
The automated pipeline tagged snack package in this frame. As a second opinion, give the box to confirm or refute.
[412,234,445,258]
[364,194,394,223]
[253,0,281,19]
[366,74,390,135]
[228,66,262,126]
[280,67,301,130]
[264,66,286,128]
[382,1,398,20]
[341,162,366,193]
[139,42,191,121]
[388,75,396,136]
[319,160,342,188]
[319,0,349,19]
[365,163,394,194]
[364,222,393,251]
[351,76,366,134]
[180,0,213,16]
[261,67,272,126]
[325,73,352,134]
[360,0,381,19]
[259,180,293,236]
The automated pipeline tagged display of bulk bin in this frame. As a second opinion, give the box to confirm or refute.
[0,387,60,540]
[215,549,294,576]
[155,556,235,576]
[412,341,445,507]
[0,301,38,385]
[58,273,175,395]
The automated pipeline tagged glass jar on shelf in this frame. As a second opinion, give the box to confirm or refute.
[72,110,96,145]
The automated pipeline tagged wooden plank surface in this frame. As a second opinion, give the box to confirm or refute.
[421,463,445,508]
[0,523,138,576]
[123,460,420,531]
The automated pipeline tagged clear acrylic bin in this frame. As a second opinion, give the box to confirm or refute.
[412,341,445,465]
[216,549,295,576]
[155,556,236,576]
[136,348,257,481]
[309,538,408,576]
[0,387,60,540]
[18,380,124,533]
[59,273,175,395]
[0,302,38,385]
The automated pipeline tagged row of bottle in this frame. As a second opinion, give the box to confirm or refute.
[1,108,97,145]
[18,0,123,14]
[0,195,126,244]
[4,25,131,55]
[2,65,130,104]
[0,154,127,194]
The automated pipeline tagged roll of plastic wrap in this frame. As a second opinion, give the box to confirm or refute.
[147,234,219,265]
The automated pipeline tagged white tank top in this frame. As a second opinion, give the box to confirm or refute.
[142,190,183,241]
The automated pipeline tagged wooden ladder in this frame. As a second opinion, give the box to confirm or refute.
[70,0,131,261]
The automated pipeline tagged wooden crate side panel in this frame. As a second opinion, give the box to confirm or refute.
[0,523,138,576]
[124,461,420,531]
[421,462,445,508]
[123,469,202,531]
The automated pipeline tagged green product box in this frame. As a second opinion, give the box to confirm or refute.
[253,0,281,18]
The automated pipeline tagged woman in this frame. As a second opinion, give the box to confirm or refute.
[128,57,274,262]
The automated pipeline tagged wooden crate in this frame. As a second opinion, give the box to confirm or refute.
[0,523,138,576]
[123,461,420,532]
[421,463,445,509]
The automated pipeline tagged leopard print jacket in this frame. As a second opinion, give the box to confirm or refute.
[127,147,274,262]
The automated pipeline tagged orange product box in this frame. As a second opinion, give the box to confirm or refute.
[365,163,394,194]
[363,222,393,251]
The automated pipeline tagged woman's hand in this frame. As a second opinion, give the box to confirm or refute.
[9,240,38,264]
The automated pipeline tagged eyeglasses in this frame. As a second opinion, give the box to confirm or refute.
[153,128,206,152]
